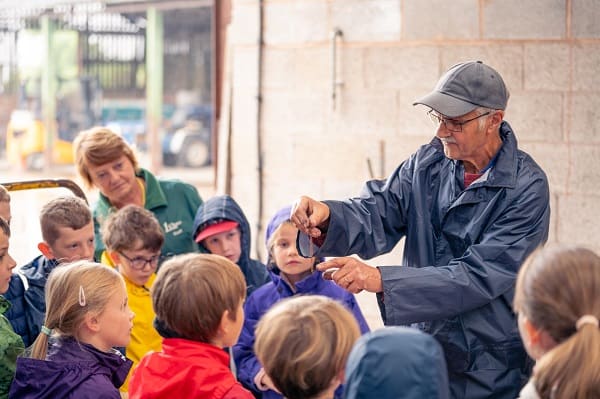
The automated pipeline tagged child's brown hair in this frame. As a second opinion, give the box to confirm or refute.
[74,127,139,189]
[101,204,164,253]
[40,196,92,246]
[254,295,361,399]
[514,245,600,399]
[30,261,124,360]
[152,253,246,342]
[0,185,10,204]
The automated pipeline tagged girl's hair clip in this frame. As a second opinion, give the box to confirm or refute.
[79,285,87,307]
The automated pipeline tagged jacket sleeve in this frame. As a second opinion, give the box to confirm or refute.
[232,295,264,395]
[320,154,550,325]
[344,294,371,334]
[387,177,549,324]
[3,275,31,346]
[222,383,255,399]
[320,159,414,259]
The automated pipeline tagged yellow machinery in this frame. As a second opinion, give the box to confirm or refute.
[5,77,101,170]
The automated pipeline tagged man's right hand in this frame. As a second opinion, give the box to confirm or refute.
[290,196,331,238]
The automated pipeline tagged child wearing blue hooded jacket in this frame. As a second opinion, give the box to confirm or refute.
[233,205,370,399]
[193,195,270,297]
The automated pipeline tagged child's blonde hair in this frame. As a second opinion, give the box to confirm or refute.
[254,295,361,399]
[101,204,164,252]
[40,196,92,245]
[514,245,600,399]
[152,253,246,342]
[74,127,139,189]
[30,261,125,359]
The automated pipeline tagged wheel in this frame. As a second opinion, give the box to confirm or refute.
[179,138,210,168]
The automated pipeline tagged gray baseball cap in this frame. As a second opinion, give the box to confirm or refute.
[413,61,509,118]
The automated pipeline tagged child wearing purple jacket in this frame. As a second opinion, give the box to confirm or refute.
[233,206,370,399]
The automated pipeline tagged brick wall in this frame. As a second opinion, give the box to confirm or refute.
[223,0,600,258]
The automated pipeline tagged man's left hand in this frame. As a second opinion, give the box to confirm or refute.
[316,257,383,294]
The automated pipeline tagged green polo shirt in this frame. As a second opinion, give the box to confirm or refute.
[93,168,203,260]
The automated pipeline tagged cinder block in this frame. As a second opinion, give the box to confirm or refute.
[338,47,366,91]
[232,47,258,90]
[398,86,441,136]
[261,90,327,136]
[263,47,329,91]
[504,91,564,142]
[325,87,397,138]
[262,48,296,90]
[569,145,600,195]
[570,93,600,143]
[572,0,600,38]
[440,45,524,91]
[519,142,569,194]
[524,44,570,90]
[231,87,258,138]
[547,193,558,245]
[331,0,401,42]
[573,44,600,91]
[403,0,478,40]
[557,194,600,253]
[229,2,259,45]
[364,46,440,90]
[483,0,566,39]
[263,1,328,44]
[384,136,432,176]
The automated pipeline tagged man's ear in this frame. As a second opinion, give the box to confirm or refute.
[38,242,55,259]
[488,110,505,132]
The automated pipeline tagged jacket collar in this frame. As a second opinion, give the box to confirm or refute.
[96,168,167,213]
[431,121,519,189]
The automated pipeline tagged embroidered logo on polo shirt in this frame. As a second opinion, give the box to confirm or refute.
[163,220,183,235]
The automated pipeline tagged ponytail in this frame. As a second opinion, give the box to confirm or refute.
[515,246,600,399]
[534,323,600,399]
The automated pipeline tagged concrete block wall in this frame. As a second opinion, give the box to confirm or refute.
[223,0,600,261]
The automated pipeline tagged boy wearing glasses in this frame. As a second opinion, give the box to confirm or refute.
[101,204,164,393]
[5,196,95,347]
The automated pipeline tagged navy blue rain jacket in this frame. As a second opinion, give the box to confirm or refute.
[314,122,550,399]
[5,256,59,347]
[344,326,449,399]
[193,195,271,296]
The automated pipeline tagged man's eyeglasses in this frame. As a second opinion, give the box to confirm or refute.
[428,110,491,132]
[119,252,161,270]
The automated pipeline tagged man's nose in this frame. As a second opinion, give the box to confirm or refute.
[435,123,451,138]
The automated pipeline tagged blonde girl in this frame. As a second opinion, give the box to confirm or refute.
[9,261,134,398]
[514,245,600,399]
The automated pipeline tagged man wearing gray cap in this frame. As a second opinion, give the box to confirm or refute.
[291,61,550,398]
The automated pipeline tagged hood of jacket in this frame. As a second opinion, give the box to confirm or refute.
[344,327,449,399]
[20,256,59,288]
[10,337,131,398]
[193,195,269,295]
